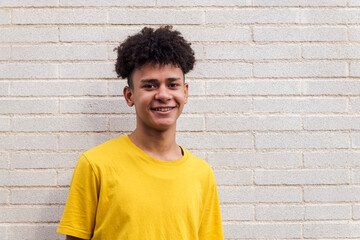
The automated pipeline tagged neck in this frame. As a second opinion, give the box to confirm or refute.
[128,125,182,161]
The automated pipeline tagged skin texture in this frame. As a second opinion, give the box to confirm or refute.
[123,63,188,161]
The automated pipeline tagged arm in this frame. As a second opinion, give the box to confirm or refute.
[66,236,88,240]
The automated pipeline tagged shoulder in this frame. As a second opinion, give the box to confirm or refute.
[81,135,129,165]
[184,149,215,179]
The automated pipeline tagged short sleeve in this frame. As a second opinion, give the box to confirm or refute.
[57,154,99,239]
[198,168,224,240]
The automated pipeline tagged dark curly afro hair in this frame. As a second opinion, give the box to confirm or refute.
[115,25,195,89]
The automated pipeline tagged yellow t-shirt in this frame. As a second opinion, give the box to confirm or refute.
[57,135,224,240]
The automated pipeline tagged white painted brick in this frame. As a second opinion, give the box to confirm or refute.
[177,116,205,131]
[0,153,9,169]
[13,9,107,24]
[13,116,107,132]
[0,0,57,7]
[0,189,9,203]
[189,45,204,60]
[254,98,347,113]
[12,45,107,61]
[304,80,360,95]
[254,62,347,78]
[185,98,251,113]
[0,82,9,96]
[224,223,301,239]
[177,133,253,149]
[253,0,346,6]
[0,27,58,43]
[58,169,73,187]
[354,170,360,184]
[0,117,9,131]
[12,153,78,169]
[11,188,68,204]
[60,63,116,79]
[221,205,254,221]
[60,98,133,114]
[60,0,154,6]
[219,186,302,203]
[0,170,57,186]
[109,116,136,131]
[0,135,57,150]
[206,9,299,24]
[12,80,107,96]
[304,152,360,167]
[351,62,360,77]
[254,27,347,42]
[187,80,205,96]
[59,134,117,150]
[350,0,360,6]
[207,80,301,96]
[0,46,9,60]
[7,225,64,240]
[109,10,203,24]
[256,205,304,220]
[255,169,350,185]
[0,10,9,24]
[0,226,5,240]
[305,204,351,220]
[214,170,252,185]
[301,9,360,24]
[0,206,58,222]
[354,205,360,219]
[351,98,360,112]
[190,62,252,78]
[304,186,360,202]
[256,133,349,149]
[303,45,360,59]
[349,27,360,41]
[207,116,301,131]
[206,45,300,60]
[60,27,140,42]
[158,0,251,6]
[304,223,360,238]
[0,99,57,114]
[0,64,58,79]
[176,26,251,42]
[353,133,360,148]
[304,116,360,130]
[208,152,302,168]
[108,80,127,96]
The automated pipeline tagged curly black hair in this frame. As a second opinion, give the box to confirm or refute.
[114,25,195,89]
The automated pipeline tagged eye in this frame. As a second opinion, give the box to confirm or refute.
[169,83,179,88]
[143,84,155,89]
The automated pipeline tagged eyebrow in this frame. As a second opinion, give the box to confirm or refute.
[140,78,182,83]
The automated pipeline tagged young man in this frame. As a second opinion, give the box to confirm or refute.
[57,26,224,240]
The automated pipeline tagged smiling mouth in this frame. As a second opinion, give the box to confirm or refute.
[152,107,175,112]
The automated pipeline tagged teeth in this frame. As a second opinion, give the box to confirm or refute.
[155,107,172,112]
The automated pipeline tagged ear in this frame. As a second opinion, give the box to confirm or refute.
[123,86,134,107]
[184,83,189,104]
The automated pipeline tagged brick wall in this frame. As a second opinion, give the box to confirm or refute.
[1,0,360,239]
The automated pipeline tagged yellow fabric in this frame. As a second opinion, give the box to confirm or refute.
[57,135,224,240]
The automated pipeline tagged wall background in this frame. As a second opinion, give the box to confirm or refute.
[1,0,360,239]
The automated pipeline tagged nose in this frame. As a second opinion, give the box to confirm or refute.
[154,85,171,102]
[155,85,171,102]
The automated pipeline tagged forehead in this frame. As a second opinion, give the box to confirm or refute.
[132,63,183,82]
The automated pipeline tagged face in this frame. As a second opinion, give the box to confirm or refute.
[123,63,188,132]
